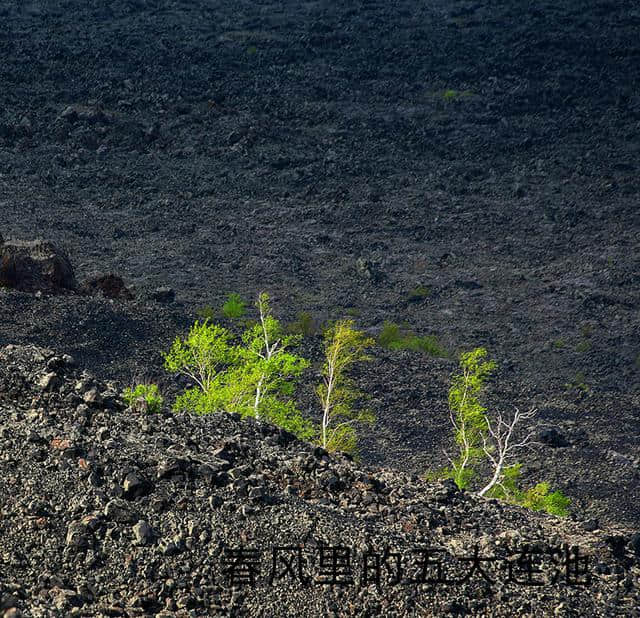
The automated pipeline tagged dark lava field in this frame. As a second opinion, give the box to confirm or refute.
[1,0,639,538]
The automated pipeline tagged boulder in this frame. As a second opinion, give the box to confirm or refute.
[0,237,77,293]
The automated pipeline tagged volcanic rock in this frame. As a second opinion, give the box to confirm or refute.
[0,238,76,294]
[79,273,134,300]
[0,343,638,616]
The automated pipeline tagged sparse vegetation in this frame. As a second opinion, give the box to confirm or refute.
[221,293,246,319]
[565,372,590,395]
[407,285,430,302]
[286,311,318,337]
[378,320,447,357]
[439,88,474,102]
[576,340,592,353]
[580,323,594,339]
[167,296,572,516]
[196,305,216,321]
[122,383,163,414]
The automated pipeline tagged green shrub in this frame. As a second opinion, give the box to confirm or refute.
[407,285,430,302]
[286,311,318,337]
[123,383,163,414]
[520,483,571,517]
[565,372,590,394]
[377,321,403,348]
[440,89,473,102]
[164,294,315,440]
[222,293,246,319]
[196,305,216,321]
[484,464,571,517]
[378,321,447,357]
[575,340,591,353]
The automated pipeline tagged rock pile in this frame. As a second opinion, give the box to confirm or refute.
[0,344,638,616]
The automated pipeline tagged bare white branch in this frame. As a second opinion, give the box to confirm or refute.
[478,406,537,497]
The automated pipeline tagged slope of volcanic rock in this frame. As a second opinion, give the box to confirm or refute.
[1,0,640,535]
[0,344,639,616]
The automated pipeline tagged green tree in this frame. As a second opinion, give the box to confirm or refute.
[317,320,375,455]
[446,347,496,489]
[229,293,314,438]
[441,347,571,517]
[163,293,315,440]
[163,320,238,414]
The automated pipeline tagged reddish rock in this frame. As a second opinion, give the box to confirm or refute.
[79,273,134,300]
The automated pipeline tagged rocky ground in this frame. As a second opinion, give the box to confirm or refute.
[0,344,639,616]
[1,0,639,613]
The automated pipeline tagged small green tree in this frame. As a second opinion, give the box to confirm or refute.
[163,319,238,414]
[164,294,315,440]
[317,320,375,455]
[441,347,570,517]
[229,293,314,438]
[445,347,496,489]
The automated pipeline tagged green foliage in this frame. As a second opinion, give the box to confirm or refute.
[377,321,401,347]
[565,371,590,394]
[407,285,430,302]
[233,293,311,426]
[520,483,571,517]
[164,295,314,440]
[317,320,375,456]
[196,305,216,321]
[221,293,246,319]
[445,347,495,489]
[377,321,447,357]
[164,319,238,414]
[580,323,593,339]
[485,462,522,500]
[123,383,163,414]
[440,89,473,102]
[575,340,591,354]
[487,468,571,517]
[286,311,318,337]
[438,348,570,516]
[164,320,237,390]
[326,424,358,458]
